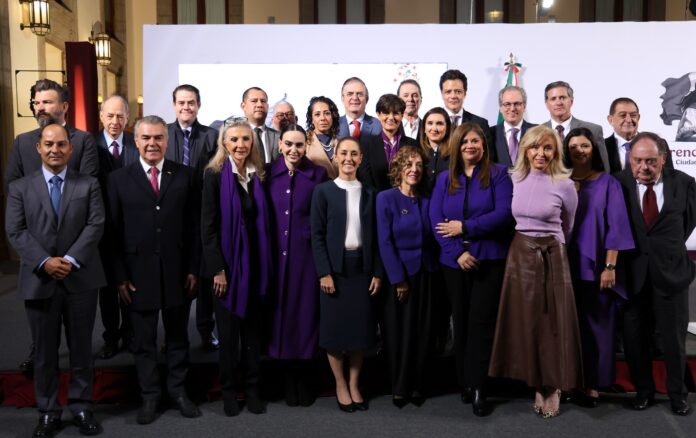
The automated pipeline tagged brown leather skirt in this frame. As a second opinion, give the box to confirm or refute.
[488,232,583,390]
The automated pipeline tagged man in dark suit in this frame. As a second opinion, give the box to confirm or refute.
[108,115,201,424]
[616,132,696,416]
[338,77,383,138]
[489,86,536,166]
[605,97,674,174]
[241,86,279,164]
[439,69,490,138]
[397,79,422,139]
[167,84,219,351]
[94,95,139,360]
[542,80,610,171]
[4,78,98,373]
[6,123,106,437]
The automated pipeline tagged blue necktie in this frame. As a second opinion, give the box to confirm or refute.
[183,129,190,166]
[623,142,631,169]
[50,175,63,219]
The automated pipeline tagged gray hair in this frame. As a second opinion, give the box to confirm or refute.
[498,85,527,106]
[100,94,130,115]
[134,115,167,136]
[544,81,574,101]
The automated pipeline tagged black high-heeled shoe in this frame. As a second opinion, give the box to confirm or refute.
[392,396,409,409]
[337,399,356,413]
[472,389,489,417]
[353,399,369,411]
[461,387,474,404]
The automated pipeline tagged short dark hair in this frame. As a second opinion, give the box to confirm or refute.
[375,94,406,115]
[39,122,70,142]
[242,86,267,102]
[439,69,468,92]
[630,131,669,156]
[172,84,201,105]
[544,81,574,101]
[32,79,69,102]
[563,127,604,171]
[397,79,422,96]
[609,97,639,115]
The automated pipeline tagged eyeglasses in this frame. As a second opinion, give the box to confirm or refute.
[501,102,525,109]
[274,111,295,119]
[223,115,248,126]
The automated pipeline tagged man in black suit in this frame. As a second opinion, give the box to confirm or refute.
[605,97,674,174]
[241,86,280,163]
[94,95,139,360]
[167,84,219,351]
[5,78,98,373]
[108,115,201,424]
[489,86,536,166]
[439,69,490,139]
[616,132,696,416]
[6,123,105,437]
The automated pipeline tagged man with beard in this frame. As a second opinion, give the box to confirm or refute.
[4,78,98,373]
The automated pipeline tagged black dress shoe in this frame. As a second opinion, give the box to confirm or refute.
[631,393,654,411]
[20,350,34,373]
[172,395,201,418]
[96,342,119,360]
[246,388,266,414]
[472,389,489,417]
[136,399,159,425]
[577,392,599,408]
[33,414,61,438]
[201,332,220,351]
[224,397,240,417]
[337,400,356,413]
[73,411,101,436]
[392,396,409,409]
[461,387,473,404]
[297,377,315,407]
[353,400,369,411]
[670,399,691,416]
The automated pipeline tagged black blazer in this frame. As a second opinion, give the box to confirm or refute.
[166,119,219,183]
[5,125,98,190]
[605,134,675,174]
[310,180,382,278]
[459,109,492,146]
[489,120,536,166]
[616,167,696,295]
[357,134,417,192]
[107,160,200,311]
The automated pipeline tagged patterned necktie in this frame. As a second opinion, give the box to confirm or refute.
[149,166,159,196]
[623,142,631,169]
[254,127,266,162]
[509,127,519,163]
[111,140,119,160]
[451,115,461,127]
[642,183,658,227]
[182,130,190,166]
[50,175,62,219]
[351,120,361,138]
[555,125,565,141]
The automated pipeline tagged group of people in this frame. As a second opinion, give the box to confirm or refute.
[5,70,695,437]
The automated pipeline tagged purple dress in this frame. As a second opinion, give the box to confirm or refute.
[265,157,329,359]
[569,173,634,388]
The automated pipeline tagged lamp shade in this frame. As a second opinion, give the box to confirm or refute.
[27,0,50,36]
[93,32,111,66]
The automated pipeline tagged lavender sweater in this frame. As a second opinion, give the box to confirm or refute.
[511,170,578,244]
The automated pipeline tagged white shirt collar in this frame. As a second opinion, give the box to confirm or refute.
[139,157,164,174]
[103,130,124,147]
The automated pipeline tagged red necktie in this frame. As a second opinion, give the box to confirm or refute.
[351,120,361,138]
[149,166,159,196]
[642,183,658,227]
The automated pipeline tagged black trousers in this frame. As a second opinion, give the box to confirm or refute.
[623,278,689,401]
[195,277,215,337]
[25,286,97,414]
[441,260,505,389]
[214,292,262,403]
[98,283,131,345]
[129,305,190,401]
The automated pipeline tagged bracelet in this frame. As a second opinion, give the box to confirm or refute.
[604,263,616,271]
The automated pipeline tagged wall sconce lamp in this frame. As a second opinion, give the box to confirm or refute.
[19,0,51,36]
[535,0,554,23]
[89,22,111,66]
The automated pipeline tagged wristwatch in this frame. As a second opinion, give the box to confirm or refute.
[604,263,616,271]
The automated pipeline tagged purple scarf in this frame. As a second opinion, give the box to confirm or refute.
[219,159,272,318]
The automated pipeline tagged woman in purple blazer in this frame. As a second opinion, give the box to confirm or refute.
[265,124,328,407]
[429,122,514,416]
[376,146,438,408]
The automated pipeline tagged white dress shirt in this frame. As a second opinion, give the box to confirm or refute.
[334,177,362,250]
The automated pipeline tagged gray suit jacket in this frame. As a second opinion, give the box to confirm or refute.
[4,125,98,191]
[258,126,280,164]
[338,114,383,138]
[543,117,609,172]
[5,169,106,300]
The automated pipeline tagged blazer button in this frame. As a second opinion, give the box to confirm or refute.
[285,210,289,215]
[156,228,162,232]
[282,250,287,256]
[286,189,291,194]
[155,206,160,210]
[284,230,288,236]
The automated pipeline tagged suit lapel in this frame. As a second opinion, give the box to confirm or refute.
[128,162,158,200]
[32,172,56,226]
[655,170,675,226]
[57,171,77,228]
[159,161,175,200]
[495,124,511,166]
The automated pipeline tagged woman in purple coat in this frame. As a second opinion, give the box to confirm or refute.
[563,127,634,407]
[429,123,514,416]
[376,146,439,408]
[265,124,328,407]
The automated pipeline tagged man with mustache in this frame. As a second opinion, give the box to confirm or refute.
[4,78,98,373]
[605,97,674,173]
[107,115,201,424]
